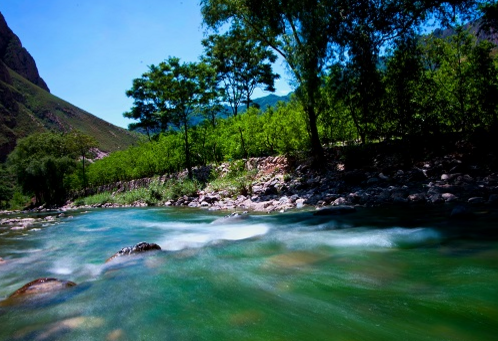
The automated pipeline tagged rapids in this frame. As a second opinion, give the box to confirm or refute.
[1,206,497,340]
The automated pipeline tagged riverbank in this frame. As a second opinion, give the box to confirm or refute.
[3,139,498,218]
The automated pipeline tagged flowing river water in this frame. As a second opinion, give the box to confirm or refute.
[1,206,497,340]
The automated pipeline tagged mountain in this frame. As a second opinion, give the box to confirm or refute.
[0,12,138,162]
[223,93,292,116]
[432,20,498,46]
[252,93,292,110]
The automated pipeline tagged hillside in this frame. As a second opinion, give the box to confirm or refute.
[0,12,138,162]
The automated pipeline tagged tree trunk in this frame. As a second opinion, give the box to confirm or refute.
[306,103,324,162]
[82,155,87,196]
[184,122,192,179]
[238,126,248,159]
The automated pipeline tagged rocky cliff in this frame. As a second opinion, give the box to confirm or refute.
[0,12,49,92]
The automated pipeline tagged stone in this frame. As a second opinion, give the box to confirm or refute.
[442,193,458,202]
[429,193,444,204]
[367,177,379,184]
[333,197,348,206]
[213,211,250,223]
[379,173,389,181]
[408,193,426,203]
[313,205,356,216]
[468,197,485,205]
[106,242,162,263]
[279,196,290,205]
[450,205,475,220]
[295,198,306,209]
[107,329,125,341]
[488,194,498,204]
[8,278,76,298]
[252,201,273,212]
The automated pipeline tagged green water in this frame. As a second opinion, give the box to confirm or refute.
[1,207,497,340]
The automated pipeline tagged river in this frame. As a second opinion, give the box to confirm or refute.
[1,206,497,340]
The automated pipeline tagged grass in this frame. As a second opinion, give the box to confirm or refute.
[74,178,202,206]
[205,168,258,198]
[74,163,259,207]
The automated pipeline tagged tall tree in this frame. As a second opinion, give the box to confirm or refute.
[383,34,427,138]
[202,23,279,116]
[126,57,217,178]
[66,130,98,192]
[201,0,484,161]
[124,77,169,140]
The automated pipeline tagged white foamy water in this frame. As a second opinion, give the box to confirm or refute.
[158,223,270,251]
[279,227,441,249]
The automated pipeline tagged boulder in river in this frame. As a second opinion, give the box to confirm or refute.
[450,205,475,220]
[212,211,250,224]
[8,278,76,298]
[314,205,356,216]
[105,241,162,263]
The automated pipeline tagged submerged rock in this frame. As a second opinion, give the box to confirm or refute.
[450,205,475,220]
[8,278,76,298]
[105,241,162,263]
[212,211,250,223]
[1,217,37,230]
[314,205,356,216]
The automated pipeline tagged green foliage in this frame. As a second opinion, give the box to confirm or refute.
[0,164,15,208]
[8,189,31,210]
[125,57,218,178]
[51,17,498,205]
[7,131,97,206]
[76,178,200,206]
[206,167,257,197]
[421,27,498,134]
[382,35,428,138]
[200,0,487,159]
[202,22,279,116]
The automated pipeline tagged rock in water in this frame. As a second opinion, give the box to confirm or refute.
[106,241,161,263]
[450,205,475,220]
[8,278,76,298]
[313,205,356,216]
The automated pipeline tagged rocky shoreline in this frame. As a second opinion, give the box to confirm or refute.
[2,152,498,219]
[82,154,498,212]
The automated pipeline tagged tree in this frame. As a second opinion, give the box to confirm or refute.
[124,76,170,140]
[8,132,77,205]
[0,164,14,208]
[126,57,217,178]
[421,26,498,133]
[201,0,340,160]
[202,23,279,116]
[66,131,98,192]
[383,34,427,138]
[200,0,485,161]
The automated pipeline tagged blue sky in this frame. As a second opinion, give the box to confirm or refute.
[1,0,291,128]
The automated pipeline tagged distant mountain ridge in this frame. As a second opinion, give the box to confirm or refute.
[432,20,498,45]
[221,93,292,116]
[0,12,138,162]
